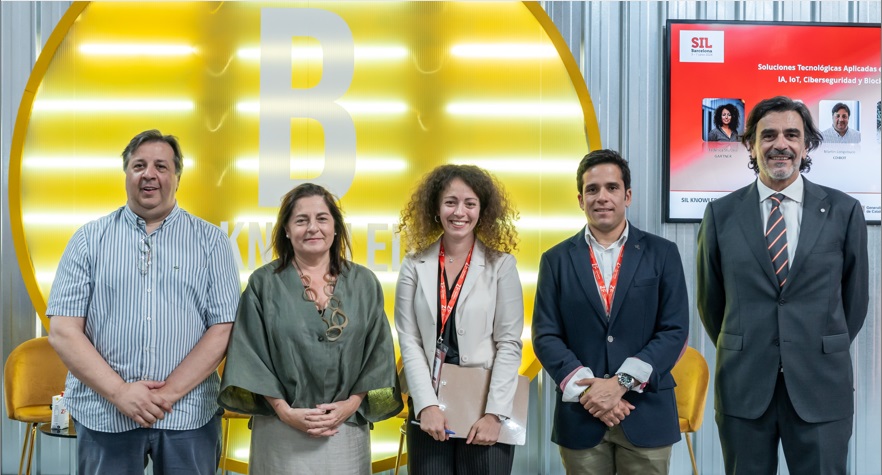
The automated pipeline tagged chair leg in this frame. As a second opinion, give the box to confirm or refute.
[393,422,406,475]
[18,423,33,475]
[220,417,230,475]
[25,422,38,475]
[686,432,698,475]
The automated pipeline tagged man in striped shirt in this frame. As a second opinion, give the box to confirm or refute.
[47,130,241,474]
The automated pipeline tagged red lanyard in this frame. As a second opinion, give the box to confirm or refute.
[588,243,624,316]
[438,242,474,341]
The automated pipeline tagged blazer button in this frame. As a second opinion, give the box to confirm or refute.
[773,338,779,346]
[604,374,610,378]
[607,336,614,343]
[778,299,785,306]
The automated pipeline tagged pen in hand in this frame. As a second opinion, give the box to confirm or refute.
[410,420,455,435]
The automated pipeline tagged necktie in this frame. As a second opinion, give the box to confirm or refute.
[765,193,789,288]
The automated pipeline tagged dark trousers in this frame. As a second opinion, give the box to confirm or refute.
[74,414,222,475]
[407,399,515,475]
[716,372,852,475]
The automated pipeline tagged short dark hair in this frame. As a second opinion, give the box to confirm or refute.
[831,102,850,117]
[576,149,631,192]
[272,183,352,276]
[741,96,821,174]
[121,129,184,178]
[713,103,741,132]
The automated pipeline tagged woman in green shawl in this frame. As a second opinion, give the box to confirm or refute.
[219,183,402,474]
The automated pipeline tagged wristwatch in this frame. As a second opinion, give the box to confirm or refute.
[616,373,635,390]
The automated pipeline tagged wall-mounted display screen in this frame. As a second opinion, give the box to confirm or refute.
[664,20,881,223]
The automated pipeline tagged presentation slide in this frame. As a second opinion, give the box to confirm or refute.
[665,21,881,223]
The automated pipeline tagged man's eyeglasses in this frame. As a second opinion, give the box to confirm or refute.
[138,236,152,275]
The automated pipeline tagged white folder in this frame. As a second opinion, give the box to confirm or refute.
[435,364,529,446]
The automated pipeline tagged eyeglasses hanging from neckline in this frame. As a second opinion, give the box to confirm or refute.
[139,236,152,275]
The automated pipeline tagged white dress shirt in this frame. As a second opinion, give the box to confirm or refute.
[559,222,652,402]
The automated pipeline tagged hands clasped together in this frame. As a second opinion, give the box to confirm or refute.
[576,377,635,428]
[111,380,176,429]
[417,406,502,445]
[271,394,365,438]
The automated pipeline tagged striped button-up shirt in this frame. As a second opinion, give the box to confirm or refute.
[46,204,240,432]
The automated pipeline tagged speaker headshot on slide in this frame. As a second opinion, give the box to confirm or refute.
[821,101,861,144]
[707,103,741,142]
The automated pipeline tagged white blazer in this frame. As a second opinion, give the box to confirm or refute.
[395,239,524,420]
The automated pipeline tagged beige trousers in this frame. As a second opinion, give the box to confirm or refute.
[559,424,672,475]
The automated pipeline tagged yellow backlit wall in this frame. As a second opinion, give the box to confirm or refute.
[10,2,600,472]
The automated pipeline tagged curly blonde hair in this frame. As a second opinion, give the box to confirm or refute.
[398,164,518,260]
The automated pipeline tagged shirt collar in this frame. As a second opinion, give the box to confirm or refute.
[584,221,629,250]
[757,174,804,204]
[122,202,181,232]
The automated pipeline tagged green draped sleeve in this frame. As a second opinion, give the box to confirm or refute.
[218,261,403,424]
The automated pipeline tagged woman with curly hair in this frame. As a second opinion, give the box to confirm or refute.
[707,103,741,142]
[395,164,524,474]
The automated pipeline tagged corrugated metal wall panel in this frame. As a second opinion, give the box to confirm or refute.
[1,2,73,473]
[565,2,881,475]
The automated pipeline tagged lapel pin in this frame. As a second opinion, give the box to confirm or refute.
[820,208,826,213]
[635,244,640,250]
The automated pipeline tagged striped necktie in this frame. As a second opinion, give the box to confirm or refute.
[765,193,789,288]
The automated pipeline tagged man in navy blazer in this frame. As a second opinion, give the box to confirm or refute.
[697,96,869,475]
[533,149,689,474]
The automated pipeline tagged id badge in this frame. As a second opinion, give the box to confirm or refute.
[431,341,449,394]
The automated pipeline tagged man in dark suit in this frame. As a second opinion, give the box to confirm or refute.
[696,96,869,475]
[533,149,689,474]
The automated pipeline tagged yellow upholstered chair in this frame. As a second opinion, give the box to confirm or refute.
[220,408,249,474]
[671,346,710,475]
[217,359,250,474]
[3,336,68,475]
[392,408,409,475]
[393,357,409,475]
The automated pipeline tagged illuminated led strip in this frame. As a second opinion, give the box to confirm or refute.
[36,272,56,285]
[233,157,407,173]
[516,216,585,229]
[449,158,576,174]
[79,43,196,56]
[451,43,556,58]
[238,100,577,117]
[23,213,105,225]
[32,100,194,112]
[25,157,195,169]
[230,215,583,230]
[25,211,583,231]
[231,215,400,226]
[237,45,408,60]
[37,267,539,287]
[235,100,407,115]
[446,101,582,117]
[371,271,538,285]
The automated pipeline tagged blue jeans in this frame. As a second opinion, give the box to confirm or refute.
[73,413,222,475]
